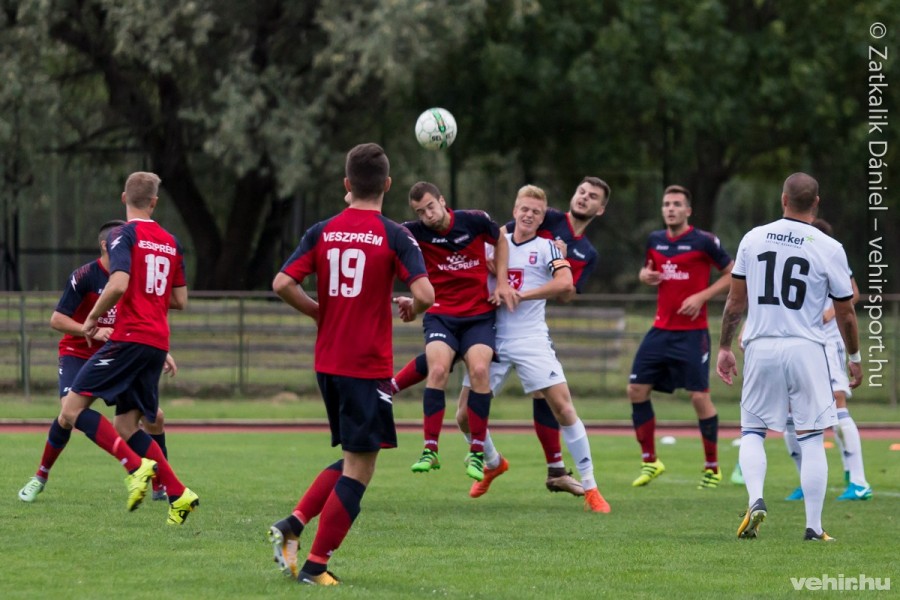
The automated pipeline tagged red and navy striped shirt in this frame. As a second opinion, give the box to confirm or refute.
[55,259,116,359]
[404,209,499,317]
[107,219,186,351]
[281,207,428,378]
[645,226,731,330]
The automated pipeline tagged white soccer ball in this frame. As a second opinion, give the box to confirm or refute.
[660,435,677,445]
[415,107,457,150]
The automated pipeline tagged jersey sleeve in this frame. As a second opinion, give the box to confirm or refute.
[55,268,89,316]
[107,224,136,275]
[826,246,854,301]
[280,223,323,283]
[390,223,428,286]
[546,239,571,275]
[475,211,500,244]
[731,233,749,279]
[703,231,732,269]
[172,237,187,288]
[575,248,598,293]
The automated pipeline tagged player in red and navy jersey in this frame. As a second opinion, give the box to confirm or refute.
[17,220,176,503]
[397,181,507,483]
[267,143,433,586]
[392,177,610,497]
[58,172,199,525]
[628,185,733,489]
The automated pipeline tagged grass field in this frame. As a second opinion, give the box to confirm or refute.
[2,427,897,599]
[4,393,900,425]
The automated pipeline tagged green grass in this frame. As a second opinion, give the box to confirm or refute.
[2,429,897,599]
[3,393,900,425]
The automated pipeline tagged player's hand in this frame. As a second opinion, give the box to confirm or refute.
[822,307,835,323]
[716,348,737,385]
[81,316,100,347]
[491,281,519,311]
[552,238,568,258]
[393,296,416,322]
[91,327,114,343]
[677,293,704,320]
[848,361,863,389]
[640,259,661,286]
[163,353,178,377]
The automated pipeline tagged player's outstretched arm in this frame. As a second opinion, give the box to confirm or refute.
[678,261,734,319]
[834,297,863,388]
[716,278,746,385]
[169,285,188,310]
[519,264,574,302]
[492,227,517,311]
[272,272,319,321]
[83,271,129,343]
[406,277,435,322]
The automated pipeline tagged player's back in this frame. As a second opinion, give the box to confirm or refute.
[284,207,426,379]
[736,218,852,346]
[108,220,185,351]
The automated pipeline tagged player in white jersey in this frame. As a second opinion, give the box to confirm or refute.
[782,219,872,502]
[717,173,862,542]
[457,185,611,513]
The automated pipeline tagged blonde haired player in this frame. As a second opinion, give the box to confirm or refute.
[458,185,611,512]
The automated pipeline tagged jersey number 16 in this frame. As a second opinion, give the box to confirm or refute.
[757,251,809,310]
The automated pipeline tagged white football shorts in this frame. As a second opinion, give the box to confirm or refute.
[741,337,837,432]
[462,335,566,395]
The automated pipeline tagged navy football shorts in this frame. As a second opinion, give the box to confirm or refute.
[629,327,711,393]
[70,341,167,422]
[316,373,397,452]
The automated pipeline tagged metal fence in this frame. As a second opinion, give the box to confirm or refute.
[1,292,897,405]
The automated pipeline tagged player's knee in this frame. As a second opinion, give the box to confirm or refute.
[466,362,491,387]
[627,384,648,403]
[427,363,451,386]
[144,408,166,434]
[554,404,577,426]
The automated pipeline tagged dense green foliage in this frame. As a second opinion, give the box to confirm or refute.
[1,1,897,290]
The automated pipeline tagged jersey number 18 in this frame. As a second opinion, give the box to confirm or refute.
[144,254,170,296]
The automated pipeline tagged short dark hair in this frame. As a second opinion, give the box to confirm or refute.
[97,219,126,245]
[346,143,390,199]
[663,184,692,205]
[409,181,442,203]
[580,176,611,205]
[783,172,819,212]
[811,218,833,236]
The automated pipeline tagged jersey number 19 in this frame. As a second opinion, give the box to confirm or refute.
[327,248,366,298]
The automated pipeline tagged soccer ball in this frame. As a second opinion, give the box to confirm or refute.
[415,108,457,150]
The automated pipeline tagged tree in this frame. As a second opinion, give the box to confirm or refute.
[3,0,483,289]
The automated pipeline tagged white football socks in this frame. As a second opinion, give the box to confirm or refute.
[739,430,767,506]
[561,419,596,491]
[797,431,828,534]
